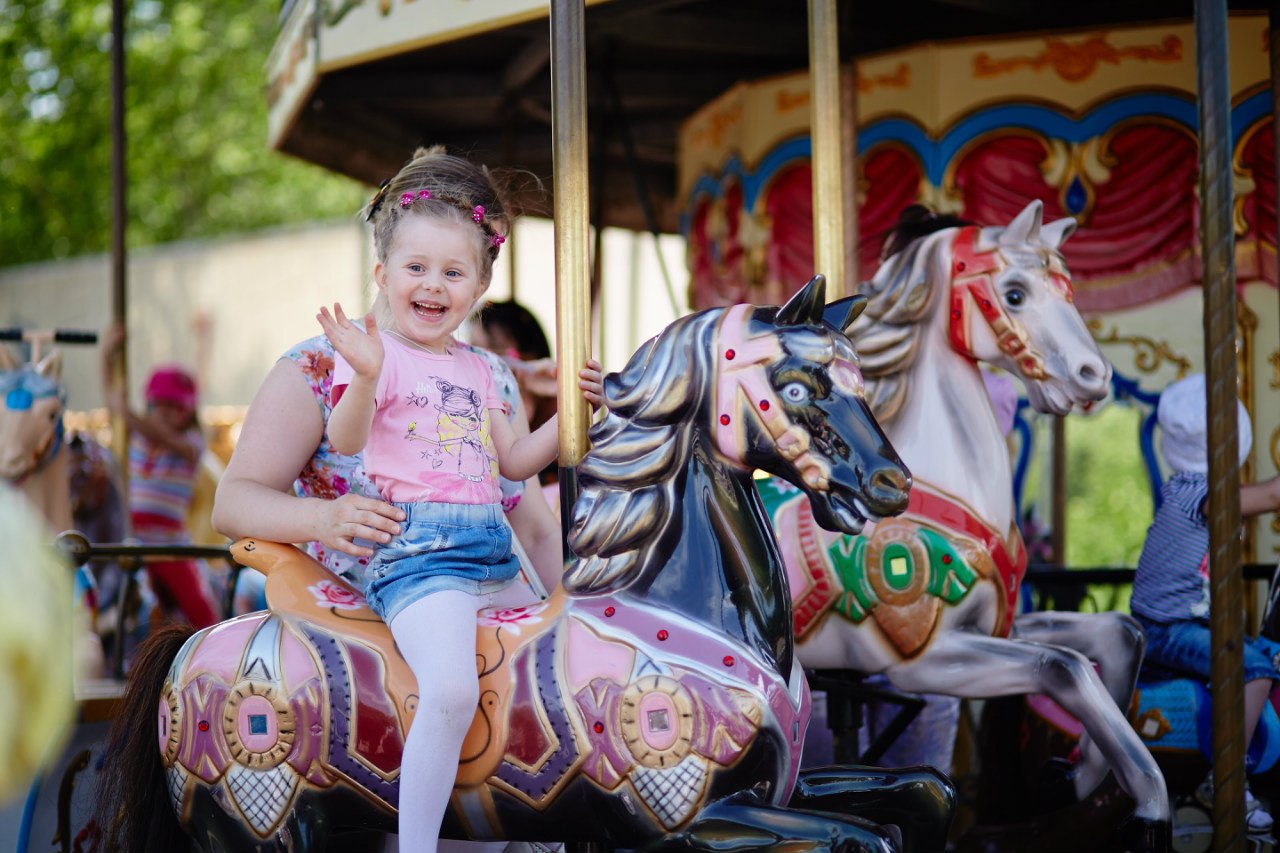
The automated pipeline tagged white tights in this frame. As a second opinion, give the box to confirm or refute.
[389,590,483,853]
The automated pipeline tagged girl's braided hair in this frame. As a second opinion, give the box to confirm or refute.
[363,146,512,285]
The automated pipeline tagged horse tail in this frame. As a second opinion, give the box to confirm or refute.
[95,622,193,853]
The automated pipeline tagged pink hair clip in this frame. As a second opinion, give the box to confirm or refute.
[492,234,506,248]
[472,205,485,223]
[399,189,432,209]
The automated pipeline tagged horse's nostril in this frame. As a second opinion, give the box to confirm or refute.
[1077,362,1103,384]
[871,466,907,496]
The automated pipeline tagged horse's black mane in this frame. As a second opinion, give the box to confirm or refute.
[879,204,971,260]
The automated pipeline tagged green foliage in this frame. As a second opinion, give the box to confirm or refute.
[1064,402,1154,569]
[0,0,368,267]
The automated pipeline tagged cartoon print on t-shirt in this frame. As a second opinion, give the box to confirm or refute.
[403,378,496,482]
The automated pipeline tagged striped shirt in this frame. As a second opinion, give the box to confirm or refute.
[128,429,203,527]
[1131,472,1210,623]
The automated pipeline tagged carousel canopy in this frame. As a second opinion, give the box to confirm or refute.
[268,0,1269,234]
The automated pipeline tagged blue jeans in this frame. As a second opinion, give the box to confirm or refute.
[1137,614,1280,683]
[364,501,519,624]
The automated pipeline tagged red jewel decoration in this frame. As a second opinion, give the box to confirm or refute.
[942,554,952,565]
[723,655,735,667]
[593,721,604,733]
[198,720,210,732]
[957,261,967,272]
[759,400,770,411]
[982,299,991,308]
[719,414,731,425]
[657,629,669,641]
[604,606,615,617]
[951,309,962,319]
[725,349,736,360]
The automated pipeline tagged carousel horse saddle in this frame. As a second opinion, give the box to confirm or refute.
[228,539,552,784]
[1130,664,1280,776]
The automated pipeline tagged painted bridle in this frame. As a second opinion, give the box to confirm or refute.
[713,303,864,492]
[947,226,1072,381]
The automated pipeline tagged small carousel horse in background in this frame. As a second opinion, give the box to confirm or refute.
[0,342,111,679]
[763,201,1169,850]
[0,344,72,533]
[96,276,955,853]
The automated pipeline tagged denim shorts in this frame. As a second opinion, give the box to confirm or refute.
[364,502,520,624]
[1137,614,1280,683]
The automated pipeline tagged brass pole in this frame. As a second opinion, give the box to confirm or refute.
[842,63,860,291]
[550,0,592,517]
[1196,0,1247,846]
[808,0,847,297]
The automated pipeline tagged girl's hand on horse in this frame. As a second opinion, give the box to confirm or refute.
[579,358,604,410]
[317,304,383,381]
[312,493,405,558]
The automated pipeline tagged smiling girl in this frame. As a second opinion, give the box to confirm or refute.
[315,147,602,853]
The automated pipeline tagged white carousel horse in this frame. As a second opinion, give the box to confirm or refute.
[763,201,1168,845]
[93,277,955,853]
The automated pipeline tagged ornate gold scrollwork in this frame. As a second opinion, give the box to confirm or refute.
[619,675,695,770]
[160,682,182,766]
[222,682,296,769]
[1087,319,1192,377]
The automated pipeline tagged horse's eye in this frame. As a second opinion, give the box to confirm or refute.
[781,382,810,403]
[1004,286,1027,308]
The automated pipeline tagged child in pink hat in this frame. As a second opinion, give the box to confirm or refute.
[101,322,218,630]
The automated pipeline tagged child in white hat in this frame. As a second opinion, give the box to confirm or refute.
[1131,373,1280,832]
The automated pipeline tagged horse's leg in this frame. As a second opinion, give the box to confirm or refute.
[1012,611,1146,795]
[883,631,1168,824]
[651,791,897,853]
[789,765,955,851]
[1012,611,1144,711]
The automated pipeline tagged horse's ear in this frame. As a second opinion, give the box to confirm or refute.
[1040,215,1077,250]
[777,275,827,326]
[823,295,868,333]
[0,346,17,372]
[34,349,62,381]
[999,199,1044,247]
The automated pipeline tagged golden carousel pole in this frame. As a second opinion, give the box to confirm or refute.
[808,0,848,297]
[550,0,592,529]
[1195,0,1247,846]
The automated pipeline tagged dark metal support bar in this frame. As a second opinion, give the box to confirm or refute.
[55,532,245,679]
[1196,0,1247,846]
[110,0,129,475]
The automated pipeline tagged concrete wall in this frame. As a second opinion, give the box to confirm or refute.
[0,218,689,417]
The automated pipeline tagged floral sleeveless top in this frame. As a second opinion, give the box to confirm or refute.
[283,334,524,586]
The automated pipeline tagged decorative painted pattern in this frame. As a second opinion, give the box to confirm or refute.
[494,631,581,804]
[302,624,401,809]
[972,35,1182,83]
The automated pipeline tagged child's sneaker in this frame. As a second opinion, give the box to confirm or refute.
[1194,772,1274,834]
[1246,786,1273,834]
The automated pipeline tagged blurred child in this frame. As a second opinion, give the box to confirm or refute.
[102,323,219,629]
[1131,373,1280,833]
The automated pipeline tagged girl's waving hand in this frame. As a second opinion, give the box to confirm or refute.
[318,304,383,381]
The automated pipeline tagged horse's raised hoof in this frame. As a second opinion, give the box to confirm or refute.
[1116,815,1171,853]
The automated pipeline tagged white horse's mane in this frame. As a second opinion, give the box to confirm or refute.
[851,227,955,423]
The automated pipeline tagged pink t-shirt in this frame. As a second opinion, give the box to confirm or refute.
[332,332,506,505]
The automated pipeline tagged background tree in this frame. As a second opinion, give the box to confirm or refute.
[0,0,368,268]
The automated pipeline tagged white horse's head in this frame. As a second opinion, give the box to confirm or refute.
[0,346,66,483]
[954,200,1110,414]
